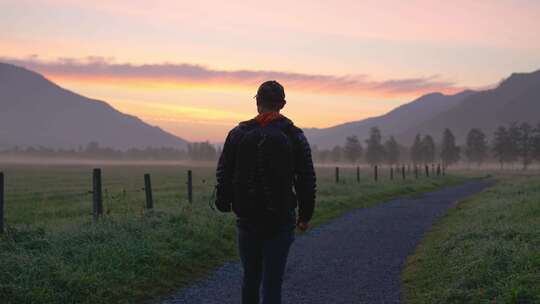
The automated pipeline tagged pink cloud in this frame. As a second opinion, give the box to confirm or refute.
[2,56,466,97]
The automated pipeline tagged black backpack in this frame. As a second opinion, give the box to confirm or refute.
[232,120,296,221]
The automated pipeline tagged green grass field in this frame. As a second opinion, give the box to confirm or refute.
[403,172,540,304]
[0,163,467,304]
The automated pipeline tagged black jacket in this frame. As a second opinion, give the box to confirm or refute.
[215,116,316,223]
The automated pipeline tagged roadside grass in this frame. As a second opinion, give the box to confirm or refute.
[402,173,540,304]
[0,164,468,304]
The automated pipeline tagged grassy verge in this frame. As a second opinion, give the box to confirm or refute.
[0,164,468,304]
[402,174,540,304]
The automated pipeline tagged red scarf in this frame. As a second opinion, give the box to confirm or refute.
[255,112,283,127]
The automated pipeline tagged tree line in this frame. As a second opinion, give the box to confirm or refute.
[312,122,540,169]
[0,141,219,161]
[2,122,539,167]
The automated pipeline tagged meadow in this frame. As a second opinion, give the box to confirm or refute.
[403,172,540,303]
[0,162,467,304]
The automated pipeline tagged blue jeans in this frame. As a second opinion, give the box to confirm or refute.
[237,221,295,304]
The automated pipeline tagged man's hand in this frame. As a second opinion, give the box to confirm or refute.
[297,221,309,232]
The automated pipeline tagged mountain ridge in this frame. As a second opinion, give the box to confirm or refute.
[304,69,540,148]
[397,69,540,144]
[0,62,189,150]
[303,90,475,149]
[2,62,538,151]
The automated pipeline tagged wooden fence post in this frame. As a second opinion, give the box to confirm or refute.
[415,165,419,179]
[0,172,4,234]
[335,167,340,184]
[402,165,406,180]
[187,170,193,203]
[425,165,430,177]
[374,165,378,182]
[356,166,360,183]
[437,164,441,177]
[144,173,153,209]
[92,168,103,221]
[390,166,394,180]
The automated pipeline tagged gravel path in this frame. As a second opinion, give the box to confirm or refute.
[161,180,492,304]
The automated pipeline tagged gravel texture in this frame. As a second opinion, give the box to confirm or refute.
[161,180,492,304]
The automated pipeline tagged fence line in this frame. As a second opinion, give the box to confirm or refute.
[0,164,449,226]
[0,172,4,234]
[144,173,154,209]
[187,170,193,203]
[93,168,103,221]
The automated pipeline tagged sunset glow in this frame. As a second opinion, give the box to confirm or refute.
[1,0,539,142]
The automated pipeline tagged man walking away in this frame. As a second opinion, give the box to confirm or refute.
[215,80,317,304]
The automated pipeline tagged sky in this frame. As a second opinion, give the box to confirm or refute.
[1,0,540,142]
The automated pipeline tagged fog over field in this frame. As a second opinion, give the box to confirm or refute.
[1,2,539,303]
[2,63,539,170]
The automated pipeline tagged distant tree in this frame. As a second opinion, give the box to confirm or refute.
[188,141,217,160]
[492,126,516,169]
[85,141,101,154]
[365,127,385,166]
[318,149,331,163]
[516,122,535,170]
[534,123,540,162]
[420,135,436,164]
[319,149,332,163]
[344,136,363,164]
[84,141,121,158]
[311,145,320,162]
[331,145,343,163]
[384,136,400,165]
[465,128,488,166]
[440,128,460,167]
[508,122,522,165]
[410,134,423,165]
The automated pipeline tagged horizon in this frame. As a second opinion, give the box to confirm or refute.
[2,0,540,142]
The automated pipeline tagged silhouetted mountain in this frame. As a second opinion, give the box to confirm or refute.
[399,69,540,144]
[0,63,189,150]
[304,90,474,149]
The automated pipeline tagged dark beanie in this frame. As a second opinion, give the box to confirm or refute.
[256,80,286,105]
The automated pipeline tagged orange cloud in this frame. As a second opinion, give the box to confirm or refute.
[2,56,466,98]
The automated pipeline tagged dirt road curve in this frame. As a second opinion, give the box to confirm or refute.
[161,180,492,304]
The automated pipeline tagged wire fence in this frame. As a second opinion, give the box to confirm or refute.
[0,163,445,234]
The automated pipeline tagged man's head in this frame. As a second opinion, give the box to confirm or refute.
[255,80,286,113]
